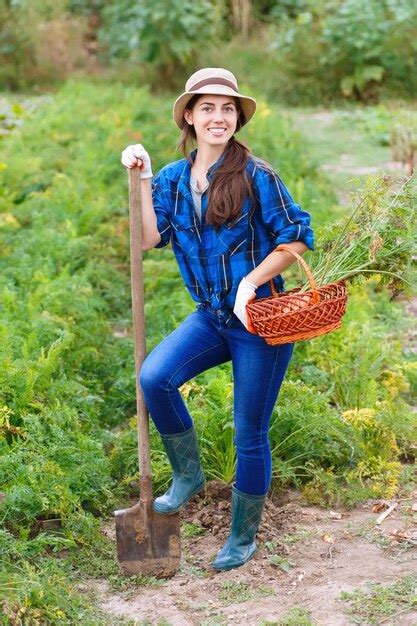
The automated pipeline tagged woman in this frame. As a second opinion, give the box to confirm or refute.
[121,67,314,571]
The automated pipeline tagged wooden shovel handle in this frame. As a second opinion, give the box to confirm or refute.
[128,168,152,503]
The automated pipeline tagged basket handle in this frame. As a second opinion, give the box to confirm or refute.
[269,244,320,304]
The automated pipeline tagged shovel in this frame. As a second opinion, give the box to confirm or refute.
[114,167,181,578]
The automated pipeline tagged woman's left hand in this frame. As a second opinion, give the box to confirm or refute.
[233,277,257,328]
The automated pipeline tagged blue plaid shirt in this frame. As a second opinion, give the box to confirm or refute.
[152,149,314,325]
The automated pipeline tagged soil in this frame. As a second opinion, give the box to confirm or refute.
[93,481,417,625]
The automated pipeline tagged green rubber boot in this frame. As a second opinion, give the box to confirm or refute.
[153,425,205,515]
[212,484,266,571]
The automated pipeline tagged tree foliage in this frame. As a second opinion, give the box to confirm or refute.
[270,0,417,101]
[321,0,417,99]
[99,0,223,83]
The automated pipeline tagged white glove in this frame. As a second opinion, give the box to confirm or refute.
[121,143,153,178]
[233,277,258,328]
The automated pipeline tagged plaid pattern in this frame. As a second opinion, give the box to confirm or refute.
[152,149,314,324]
[230,486,266,543]
[161,426,201,476]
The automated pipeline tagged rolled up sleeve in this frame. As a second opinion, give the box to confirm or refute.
[151,170,172,248]
[255,167,315,251]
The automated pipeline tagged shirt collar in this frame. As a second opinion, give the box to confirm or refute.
[176,147,227,213]
[189,147,226,181]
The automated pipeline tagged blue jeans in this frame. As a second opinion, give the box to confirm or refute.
[139,304,294,496]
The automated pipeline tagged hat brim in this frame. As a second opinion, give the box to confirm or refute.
[172,85,256,130]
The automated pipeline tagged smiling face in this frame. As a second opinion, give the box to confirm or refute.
[183,94,240,148]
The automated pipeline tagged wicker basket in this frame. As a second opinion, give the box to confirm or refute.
[246,244,348,345]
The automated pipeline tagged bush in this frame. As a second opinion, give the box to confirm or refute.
[0,527,107,624]
[268,0,417,102]
[99,0,224,87]
[321,0,417,100]
[0,1,91,90]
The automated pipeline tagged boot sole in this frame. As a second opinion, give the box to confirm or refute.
[152,481,206,515]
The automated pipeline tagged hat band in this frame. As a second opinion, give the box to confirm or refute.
[189,77,238,92]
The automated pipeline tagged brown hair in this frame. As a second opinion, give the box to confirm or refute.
[176,94,255,229]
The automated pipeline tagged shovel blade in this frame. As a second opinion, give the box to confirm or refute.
[114,500,181,578]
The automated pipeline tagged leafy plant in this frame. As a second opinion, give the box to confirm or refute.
[269,0,417,102]
[0,528,109,625]
[269,380,358,488]
[192,370,237,484]
[99,0,223,85]
[305,175,416,292]
[321,0,417,100]
[181,521,206,538]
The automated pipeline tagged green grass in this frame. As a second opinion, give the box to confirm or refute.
[218,580,275,605]
[260,607,316,625]
[340,574,417,625]
[266,554,295,572]
[0,551,115,625]
[281,527,314,545]
[181,521,206,538]
[284,105,416,197]
[66,526,166,593]
[199,613,228,626]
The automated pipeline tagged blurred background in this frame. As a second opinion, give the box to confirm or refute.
[1,0,417,103]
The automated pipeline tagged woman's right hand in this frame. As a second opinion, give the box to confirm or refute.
[121,143,153,179]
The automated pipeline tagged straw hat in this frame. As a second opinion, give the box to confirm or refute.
[172,67,257,130]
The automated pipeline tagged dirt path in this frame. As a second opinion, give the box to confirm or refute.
[93,484,416,625]
[286,108,407,206]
